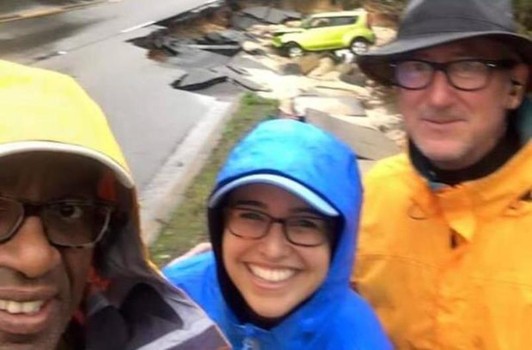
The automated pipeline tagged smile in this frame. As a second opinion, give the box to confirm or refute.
[0,299,45,315]
[423,118,462,124]
[248,264,296,282]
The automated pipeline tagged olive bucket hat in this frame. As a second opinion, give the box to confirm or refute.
[358,0,532,89]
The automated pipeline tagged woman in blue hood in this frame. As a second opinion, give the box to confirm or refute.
[163,119,391,349]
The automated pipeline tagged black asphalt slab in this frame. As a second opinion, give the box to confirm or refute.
[165,47,231,68]
[172,68,227,91]
[241,6,301,24]
[210,65,270,92]
[230,13,261,31]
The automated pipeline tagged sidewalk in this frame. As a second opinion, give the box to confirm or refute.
[0,0,105,22]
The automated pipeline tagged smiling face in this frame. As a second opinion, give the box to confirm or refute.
[397,38,529,170]
[222,183,331,319]
[0,153,101,350]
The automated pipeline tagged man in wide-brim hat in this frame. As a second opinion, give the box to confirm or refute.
[352,0,532,349]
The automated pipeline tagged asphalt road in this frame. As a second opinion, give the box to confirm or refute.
[1,0,221,64]
[0,0,235,241]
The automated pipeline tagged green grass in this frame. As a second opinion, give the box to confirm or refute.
[149,93,279,267]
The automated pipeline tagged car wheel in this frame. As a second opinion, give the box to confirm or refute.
[350,39,369,55]
[285,42,304,58]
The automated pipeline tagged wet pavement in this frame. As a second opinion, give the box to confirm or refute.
[0,0,103,23]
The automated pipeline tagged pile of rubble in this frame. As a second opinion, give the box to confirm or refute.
[130,3,404,168]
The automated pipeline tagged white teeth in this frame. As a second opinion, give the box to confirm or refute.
[249,264,295,282]
[0,300,44,314]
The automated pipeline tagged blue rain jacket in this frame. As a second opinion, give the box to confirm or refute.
[164,119,391,350]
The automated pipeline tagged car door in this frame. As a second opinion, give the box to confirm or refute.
[328,16,358,49]
[299,16,336,50]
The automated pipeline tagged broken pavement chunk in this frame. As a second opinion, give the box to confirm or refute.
[241,6,301,24]
[306,109,400,160]
[171,69,227,91]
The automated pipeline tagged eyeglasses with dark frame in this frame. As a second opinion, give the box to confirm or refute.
[390,59,518,91]
[224,206,332,247]
[0,196,115,248]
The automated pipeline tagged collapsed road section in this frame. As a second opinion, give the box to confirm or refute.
[127,0,404,159]
[128,1,304,97]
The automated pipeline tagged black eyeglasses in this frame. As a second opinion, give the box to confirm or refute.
[0,196,115,248]
[390,59,518,91]
[224,207,332,247]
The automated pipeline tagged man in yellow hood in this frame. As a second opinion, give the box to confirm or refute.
[0,60,229,350]
[352,0,532,349]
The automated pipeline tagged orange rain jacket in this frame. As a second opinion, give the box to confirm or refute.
[353,98,532,350]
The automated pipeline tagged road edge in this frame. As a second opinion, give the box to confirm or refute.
[139,96,241,245]
[0,0,108,23]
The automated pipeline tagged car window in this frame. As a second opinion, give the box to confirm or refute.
[308,17,331,28]
[329,16,358,26]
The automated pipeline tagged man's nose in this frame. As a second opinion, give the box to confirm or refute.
[426,70,456,107]
[258,222,291,259]
[0,217,60,278]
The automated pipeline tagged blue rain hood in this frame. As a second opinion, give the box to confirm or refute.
[164,119,391,349]
[212,119,361,286]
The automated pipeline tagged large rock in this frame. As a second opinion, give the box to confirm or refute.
[295,54,322,75]
[307,56,337,78]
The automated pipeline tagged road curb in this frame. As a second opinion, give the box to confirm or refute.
[0,0,107,23]
[139,96,241,246]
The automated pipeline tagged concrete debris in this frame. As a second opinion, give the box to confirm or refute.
[293,96,366,117]
[232,76,271,92]
[131,3,403,148]
[242,41,268,55]
[210,66,270,92]
[228,55,273,71]
[305,109,400,161]
[314,80,370,98]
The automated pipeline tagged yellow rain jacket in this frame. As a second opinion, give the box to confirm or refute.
[353,98,532,350]
[0,60,229,349]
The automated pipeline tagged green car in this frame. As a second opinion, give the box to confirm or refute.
[272,9,376,58]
